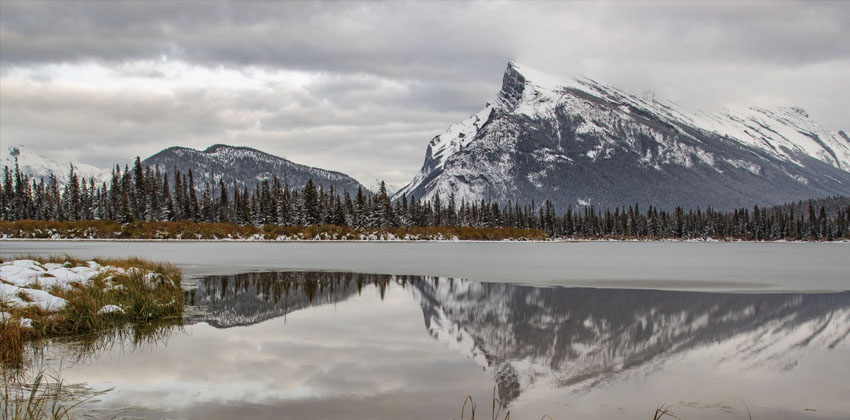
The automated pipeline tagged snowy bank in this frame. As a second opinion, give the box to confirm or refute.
[1,256,184,365]
[0,259,136,313]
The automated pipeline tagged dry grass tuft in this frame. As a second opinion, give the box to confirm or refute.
[1,256,184,367]
[0,319,36,367]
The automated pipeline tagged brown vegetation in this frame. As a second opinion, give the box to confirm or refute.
[0,220,548,241]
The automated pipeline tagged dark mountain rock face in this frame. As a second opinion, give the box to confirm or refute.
[395,62,850,210]
[143,144,366,194]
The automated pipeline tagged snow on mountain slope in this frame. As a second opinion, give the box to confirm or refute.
[686,106,850,170]
[500,62,850,170]
[1,145,111,185]
[395,62,850,210]
[143,144,367,194]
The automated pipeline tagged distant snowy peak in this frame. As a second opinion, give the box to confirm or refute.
[1,145,111,185]
[395,61,850,209]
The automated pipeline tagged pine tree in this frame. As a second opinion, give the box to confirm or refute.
[12,159,26,220]
[160,173,175,221]
[354,187,367,228]
[332,195,345,225]
[303,179,320,225]
[62,164,80,221]
[218,178,229,222]
[432,192,442,226]
[277,183,292,226]
[120,180,132,223]
[133,157,145,220]
[188,170,199,221]
[173,171,185,220]
[372,181,395,227]
[109,165,121,220]
[0,169,6,218]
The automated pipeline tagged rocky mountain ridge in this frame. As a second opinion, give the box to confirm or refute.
[395,62,850,210]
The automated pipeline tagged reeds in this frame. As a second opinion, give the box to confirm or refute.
[0,319,36,367]
[1,370,81,420]
[653,405,682,420]
[457,382,523,420]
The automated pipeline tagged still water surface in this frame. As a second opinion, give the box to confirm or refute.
[3,242,849,419]
[2,241,849,291]
[23,271,850,420]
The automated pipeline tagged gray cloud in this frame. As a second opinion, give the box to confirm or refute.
[1,0,848,188]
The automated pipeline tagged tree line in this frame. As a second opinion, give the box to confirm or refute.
[1,158,849,240]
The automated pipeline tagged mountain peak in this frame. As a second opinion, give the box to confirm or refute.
[505,61,561,86]
[202,144,260,154]
[499,62,528,109]
[499,61,597,110]
[398,62,850,210]
[203,144,233,153]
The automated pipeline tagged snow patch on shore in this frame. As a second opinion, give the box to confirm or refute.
[0,259,121,316]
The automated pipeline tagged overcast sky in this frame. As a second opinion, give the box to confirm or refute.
[1,1,848,189]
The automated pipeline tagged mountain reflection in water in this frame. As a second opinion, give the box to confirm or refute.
[186,272,850,406]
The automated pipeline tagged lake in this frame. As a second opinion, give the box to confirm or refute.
[2,241,849,419]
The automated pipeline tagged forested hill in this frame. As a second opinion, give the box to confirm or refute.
[142,144,366,195]
[1,157,848,240]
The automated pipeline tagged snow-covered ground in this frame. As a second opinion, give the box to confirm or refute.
[0,259,132,327]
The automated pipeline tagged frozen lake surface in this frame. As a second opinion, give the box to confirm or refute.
[2,241,849,292]
[2,241,849,419]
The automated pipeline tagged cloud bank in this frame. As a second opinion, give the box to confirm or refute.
[1,1,848,188]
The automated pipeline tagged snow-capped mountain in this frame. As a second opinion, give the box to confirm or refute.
[395,62,850,210]
[409,280,850,405]
[143,144,367,194]
[1,145,112,185]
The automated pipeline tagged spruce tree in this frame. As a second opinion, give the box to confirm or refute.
[354,187,367,228]
[218,179,229,222]
[188,170,199,221]
[159,172,174,221]
[432,192,442,226]
[303,179,320,225]
[133,157,145,220]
